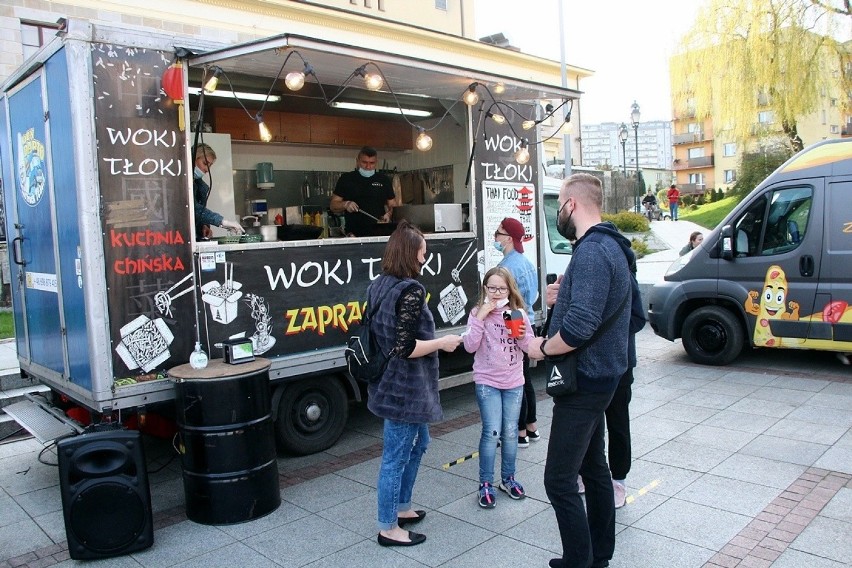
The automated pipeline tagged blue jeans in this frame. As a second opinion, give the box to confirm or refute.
[670,202,679,220]
[376,419,429,530]
[545,389,616,568]
[476,383,523,484]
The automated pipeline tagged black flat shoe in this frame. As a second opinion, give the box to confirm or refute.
[397,510,426,527]
[377,531,426,547]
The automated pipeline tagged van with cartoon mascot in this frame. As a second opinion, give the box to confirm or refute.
[648,138,852,365]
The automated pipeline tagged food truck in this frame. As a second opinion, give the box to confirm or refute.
[0,19,578,454]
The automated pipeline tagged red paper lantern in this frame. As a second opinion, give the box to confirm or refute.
[161,61,186,130]
[162,61,185,100]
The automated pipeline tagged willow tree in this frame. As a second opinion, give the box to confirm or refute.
[671,0,849,152]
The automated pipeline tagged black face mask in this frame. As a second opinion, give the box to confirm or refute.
[557,207,576,242]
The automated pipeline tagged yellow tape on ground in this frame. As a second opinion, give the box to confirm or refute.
[624,478,660,505]
[442,451,479,469]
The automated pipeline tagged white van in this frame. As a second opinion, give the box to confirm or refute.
[542,176,573,278]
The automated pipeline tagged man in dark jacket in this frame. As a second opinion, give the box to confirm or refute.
[529,173,631,568]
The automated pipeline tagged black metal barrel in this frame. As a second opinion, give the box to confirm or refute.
[170,358,280,525]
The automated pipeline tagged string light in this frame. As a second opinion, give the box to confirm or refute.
[284,63,313,91]
[203,66,222,94]
[463,83,480,106]
[193,54,574,155]
[514,139,530,164]
[415,128,433,151]
[256,113,272,142]
[364,72,384,91]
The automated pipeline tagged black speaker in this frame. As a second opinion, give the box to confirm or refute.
[57,429,154,560]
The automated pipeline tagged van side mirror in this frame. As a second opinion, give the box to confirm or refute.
[720,225,733,261]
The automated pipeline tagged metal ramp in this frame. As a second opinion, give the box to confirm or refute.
[3,394,83,444]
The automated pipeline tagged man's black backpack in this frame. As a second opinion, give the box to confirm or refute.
[345,293,391,383]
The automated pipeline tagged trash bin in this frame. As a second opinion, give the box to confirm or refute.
[169,357,280,525]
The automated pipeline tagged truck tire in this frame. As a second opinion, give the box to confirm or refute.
[275,377,348,455]
[681,306,745,366]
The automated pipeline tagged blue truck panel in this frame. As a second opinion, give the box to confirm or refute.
[45,48,91,388]
[7,74,64,374]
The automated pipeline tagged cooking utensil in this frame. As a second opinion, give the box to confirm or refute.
[357,210,381,222]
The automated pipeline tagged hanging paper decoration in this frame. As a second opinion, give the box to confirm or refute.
[161,61,186,131]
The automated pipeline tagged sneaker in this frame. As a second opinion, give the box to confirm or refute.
[577,476,585,494]
[499,476,526,499]
[613,479,626,509]
[527,429,541,441]
[518,435,529,448]
[478,482,496,508]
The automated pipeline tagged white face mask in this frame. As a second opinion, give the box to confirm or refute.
[194,166,205,179]
[358,168,375,178]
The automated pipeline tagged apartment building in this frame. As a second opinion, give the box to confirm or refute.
[580,121,673,171]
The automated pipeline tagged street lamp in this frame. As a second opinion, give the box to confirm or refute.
[631,101,641,213]
[618,122,628,177]
[618,122,628,211]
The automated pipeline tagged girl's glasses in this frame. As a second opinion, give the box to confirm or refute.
[485,285,508,294]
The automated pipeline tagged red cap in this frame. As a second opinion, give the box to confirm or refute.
[500,217,525,253]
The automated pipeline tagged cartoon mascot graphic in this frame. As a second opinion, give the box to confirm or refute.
[744,265,800,347]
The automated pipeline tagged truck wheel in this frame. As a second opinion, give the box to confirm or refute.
[275,377,348,455]
[681,306,744,366]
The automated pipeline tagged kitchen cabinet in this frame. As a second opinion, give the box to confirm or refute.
[212,108,412,149]
[279,113,310,143]
[309,115,338,145]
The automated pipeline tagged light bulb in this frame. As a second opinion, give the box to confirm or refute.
[364,72,384,91]
[493,82,506,94]
[490,113,506,125]
[203,74,219,94]
[258,119,272,142]
[285,71,305,91]
[522,120,537,130]
[463,87,480,106]
[415,130,433,151]
[515,142,530,165]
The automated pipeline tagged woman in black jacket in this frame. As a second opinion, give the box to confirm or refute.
[367,221,462,547]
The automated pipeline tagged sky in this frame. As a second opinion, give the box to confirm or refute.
[473,0,705,125]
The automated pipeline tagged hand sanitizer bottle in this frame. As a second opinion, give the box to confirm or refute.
[189,342,208,369]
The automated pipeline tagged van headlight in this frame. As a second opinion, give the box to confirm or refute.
[665,251,692,277]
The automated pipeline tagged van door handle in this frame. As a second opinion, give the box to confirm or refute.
[799,255,814,277]
[12,237,26,266]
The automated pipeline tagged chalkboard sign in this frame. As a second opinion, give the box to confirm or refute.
[473,103,540,275]
[91,45,194,376]
[196,238,480,357]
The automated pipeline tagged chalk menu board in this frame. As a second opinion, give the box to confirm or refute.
[92,45,195,378]
[473,102,540,274]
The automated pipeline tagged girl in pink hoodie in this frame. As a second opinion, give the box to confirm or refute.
[463,266,532,508]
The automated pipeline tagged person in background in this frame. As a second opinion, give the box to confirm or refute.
[606,248,646,510]
[463,266,532,509]
[679,231,704,256]
[192,144,243,239]
[494,217,540,448]
[367,221,463,548]
[667,184,681,221]
[641,189,657,209]
[330,146,396,237]
[529,173,631,568]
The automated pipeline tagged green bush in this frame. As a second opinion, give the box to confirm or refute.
[602,211,649,233]
[631,238,650,259]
